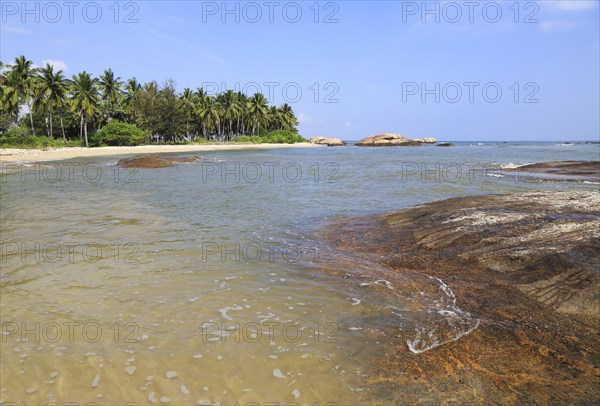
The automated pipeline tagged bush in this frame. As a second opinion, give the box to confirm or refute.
[235,131,307,144]
[89,120,150,147]
[0,127,81,148]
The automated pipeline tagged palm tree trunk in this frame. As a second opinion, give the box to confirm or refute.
[79,116,84,140]
[27,99,35,135]
[49,107,53,139]
[84,117,89,148]
[60,117,67,145]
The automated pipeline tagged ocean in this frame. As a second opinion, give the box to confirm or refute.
[1,141,598,404]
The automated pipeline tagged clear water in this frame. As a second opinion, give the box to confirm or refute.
[1,142,598,404]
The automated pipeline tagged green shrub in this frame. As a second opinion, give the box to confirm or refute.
[235,131,306,144]
[89,120,150,147]
[0,127,81,148]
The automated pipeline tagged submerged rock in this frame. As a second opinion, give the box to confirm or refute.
[437,142,455,147]
[322,190,600,403]
[356,133,421,147]
[117,155,202,169]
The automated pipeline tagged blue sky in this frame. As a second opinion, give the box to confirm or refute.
[1,0,599,140]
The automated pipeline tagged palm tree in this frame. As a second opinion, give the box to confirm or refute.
[123,77,142,123]
[247,93,269,136]
[11,56,37,134]
[180,87,195,138]
[36,63,67,140]
[69,71,99,147]
[98,68,122,123]
[198,96,220,140]
[1,69,21,125]
[222,90,242,140]
[279,103,298,131]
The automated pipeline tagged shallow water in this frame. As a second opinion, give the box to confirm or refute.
[1,142,598,404]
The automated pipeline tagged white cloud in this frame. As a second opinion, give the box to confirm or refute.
[298,112,316,125]
[42,59,68,72]
[540,20,579,31]
[545,1,598,11]
[3,26,33,35]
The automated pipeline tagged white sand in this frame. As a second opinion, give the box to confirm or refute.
[0,143,321,163]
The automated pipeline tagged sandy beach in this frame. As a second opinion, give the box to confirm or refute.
[0,143,322,163]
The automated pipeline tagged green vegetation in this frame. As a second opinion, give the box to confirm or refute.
[89,120,150,147]
[0,127,80,148]
[0,56,302,148]
[236,131,307,144]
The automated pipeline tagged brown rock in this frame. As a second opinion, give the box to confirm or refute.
[117,155,202,169]
[319,190,600,403]
[356,133,422,147]
[504,160,600,182]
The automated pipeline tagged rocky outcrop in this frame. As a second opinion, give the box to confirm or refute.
[117,155,202,169]
[505,160,600,182]
[355,133,422,147]
[309,136,347,146]
[320,190,600,403]
[437,142,455,147]
[414,137,437,143]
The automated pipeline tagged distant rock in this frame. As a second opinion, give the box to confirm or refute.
[437,143,455,147]
[356,134,421,147]
[309,136,346,146]
[414,137,437,144]
[117,155,202,169]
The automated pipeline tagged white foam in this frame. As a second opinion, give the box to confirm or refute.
[91,374,100,388]
[406,277,480,354]
[219,305,243,320]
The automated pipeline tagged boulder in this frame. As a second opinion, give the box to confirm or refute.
[309,137,346,146]
[356,133,421,147]
[117,155,202,169]
[437,142,455,147]
[414,137,437,144]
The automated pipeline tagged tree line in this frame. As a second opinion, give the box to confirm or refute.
[0,56,300,147]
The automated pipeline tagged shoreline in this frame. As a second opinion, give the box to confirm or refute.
[0,143,322,163]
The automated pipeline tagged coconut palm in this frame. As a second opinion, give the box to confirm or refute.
[279,103,298,131]
[222,90,242,140]
[247,93,269,136]
[98,68,122,123]
[123,77,142,123]
[69,71,99,147]
[180,87,195,138]
[10,56,37,134]
[1,69,21,125]
[36,63,67,140]
[198,96,220,140]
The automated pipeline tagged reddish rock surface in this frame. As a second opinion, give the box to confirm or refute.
[505,160,600,182]
[320,190,600,403]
